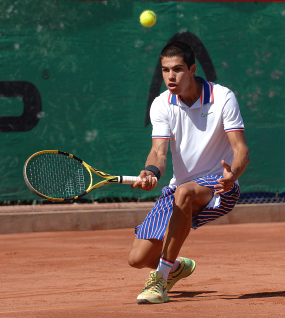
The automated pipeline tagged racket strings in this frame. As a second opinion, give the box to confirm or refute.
[26,153,90,199]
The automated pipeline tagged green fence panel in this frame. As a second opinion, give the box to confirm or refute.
[0,0,284,201]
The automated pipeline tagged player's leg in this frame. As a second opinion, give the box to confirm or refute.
[130,186,174,269]
[128,237,163,269]
[161,181,213,263]
[137,181,213,304]
[129,237,171,305]
[165,177,240,291]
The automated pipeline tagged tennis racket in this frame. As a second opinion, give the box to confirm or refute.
[23,150,144,202]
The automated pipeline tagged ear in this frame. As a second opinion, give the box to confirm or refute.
[190,64,196,76]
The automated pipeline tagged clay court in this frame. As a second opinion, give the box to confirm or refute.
[1,221,285,317]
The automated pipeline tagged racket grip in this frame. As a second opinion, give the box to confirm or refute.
[120,176,140,184]
[119,176,158,184]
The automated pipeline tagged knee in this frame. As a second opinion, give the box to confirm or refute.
[174,184,196,208]
[128,252,145,269]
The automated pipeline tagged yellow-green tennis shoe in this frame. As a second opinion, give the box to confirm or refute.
[167,257,196,291]
[137,271,169,304]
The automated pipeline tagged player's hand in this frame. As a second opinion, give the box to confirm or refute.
[131,170,157,191]
[214,160,236,194]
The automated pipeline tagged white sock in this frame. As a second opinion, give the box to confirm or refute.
[157,257,174,282]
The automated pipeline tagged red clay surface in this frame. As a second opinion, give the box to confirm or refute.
[1,223,285,317]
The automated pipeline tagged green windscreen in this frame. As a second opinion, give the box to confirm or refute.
[0,0,284,201]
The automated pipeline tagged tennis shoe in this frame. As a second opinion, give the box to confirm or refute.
[137,271,169,304]
[167,257,196,291]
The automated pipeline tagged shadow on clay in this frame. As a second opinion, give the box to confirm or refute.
[169,290,217,300]
[238,291,285,299]
[220,291,285,300]
[169,290,285,302]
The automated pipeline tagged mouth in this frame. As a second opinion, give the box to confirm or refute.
[168,83,177,90]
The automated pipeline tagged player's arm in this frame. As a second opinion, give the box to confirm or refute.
[214,131,249,194]
[131,138,169,191]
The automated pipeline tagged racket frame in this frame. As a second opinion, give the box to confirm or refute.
[23,150,139,202]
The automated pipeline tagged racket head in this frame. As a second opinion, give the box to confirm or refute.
[23,150,92,202]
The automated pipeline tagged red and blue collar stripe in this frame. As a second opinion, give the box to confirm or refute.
[167,77,214,106]
[199,77,214,105]
[168,93,180,105]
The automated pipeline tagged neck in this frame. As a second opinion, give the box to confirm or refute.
[180,77,202,107]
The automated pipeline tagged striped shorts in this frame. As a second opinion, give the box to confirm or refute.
[135,175,240,241]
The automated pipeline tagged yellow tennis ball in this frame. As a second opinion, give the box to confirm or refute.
[140,10,156,27]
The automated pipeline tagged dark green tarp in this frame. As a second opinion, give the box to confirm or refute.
[0,0,284,200]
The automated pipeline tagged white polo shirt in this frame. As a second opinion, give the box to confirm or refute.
[150,77,245,187]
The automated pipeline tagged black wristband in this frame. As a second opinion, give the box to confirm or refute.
[145,165,161,180]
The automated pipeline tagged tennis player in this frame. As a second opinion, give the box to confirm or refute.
[129,41,249,304]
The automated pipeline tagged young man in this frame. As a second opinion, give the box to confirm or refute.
[129,41,249,304]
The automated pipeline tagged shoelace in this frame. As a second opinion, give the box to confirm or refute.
[142,272,165,293]
[142,272,156,290]
[151,280,165,294]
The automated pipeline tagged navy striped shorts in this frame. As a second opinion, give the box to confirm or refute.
[135,175,240,241]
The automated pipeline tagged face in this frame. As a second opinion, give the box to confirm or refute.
[161,56,196,96]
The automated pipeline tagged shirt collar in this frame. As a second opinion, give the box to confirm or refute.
[167,77,214,106]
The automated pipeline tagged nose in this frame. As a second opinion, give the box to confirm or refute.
[168,70,175,80]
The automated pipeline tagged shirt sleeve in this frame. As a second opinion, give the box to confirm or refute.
[223,90,245,133]
[150,98,171,139]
